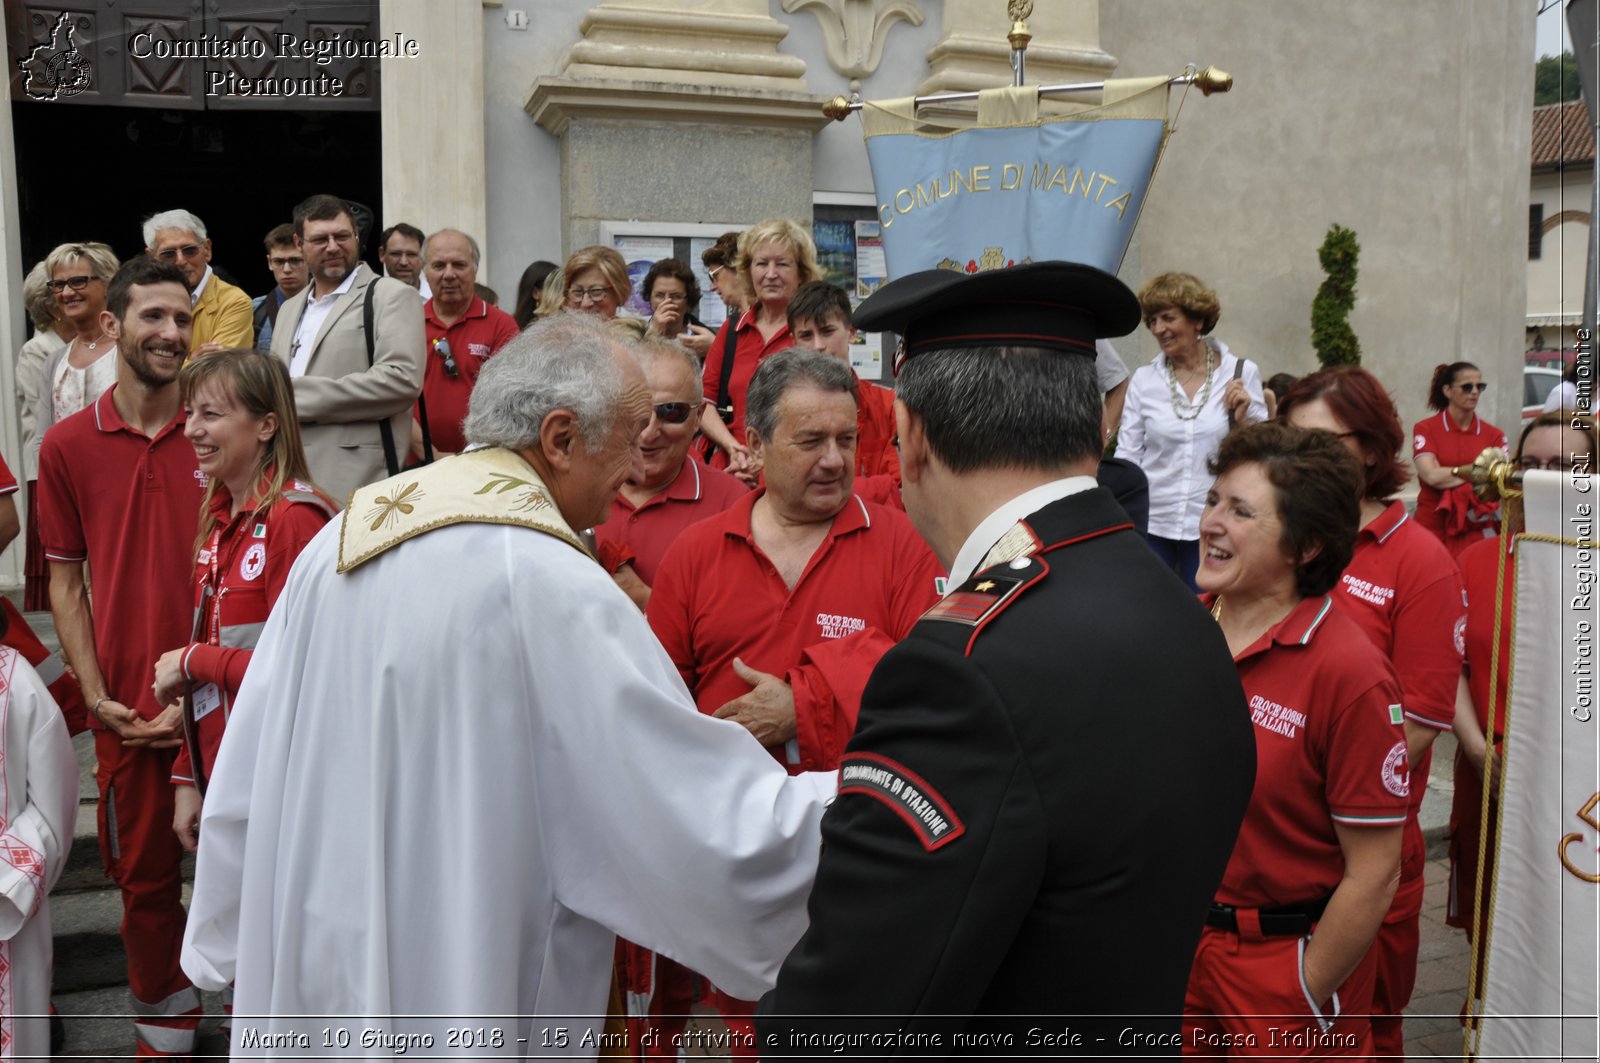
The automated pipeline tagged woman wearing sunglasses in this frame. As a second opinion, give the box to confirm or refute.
[1412,362,1506,559]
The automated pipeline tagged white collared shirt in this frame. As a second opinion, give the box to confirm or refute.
[191,265,212,305]
[946,476,1099,589]
[289,265,362,378]
[1113,339,1266,541]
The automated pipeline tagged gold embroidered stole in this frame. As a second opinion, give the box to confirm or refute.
[337,448,588,574]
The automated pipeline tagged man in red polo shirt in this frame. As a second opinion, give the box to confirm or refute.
[786,281,901,509]
[37,258,206,1057]
[648,347,941,1056]
[596,340,748,604]
[412,228,519,459]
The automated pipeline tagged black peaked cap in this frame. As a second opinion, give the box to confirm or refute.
[854,260,1141,366]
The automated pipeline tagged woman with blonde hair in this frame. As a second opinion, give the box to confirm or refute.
[561,246,631,320]
[698,219,822,484]
[34,241,121,462]
[152,349,338,850]
[1115,270,1265,588]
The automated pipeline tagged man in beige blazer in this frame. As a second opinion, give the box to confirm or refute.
[270,194,425,504]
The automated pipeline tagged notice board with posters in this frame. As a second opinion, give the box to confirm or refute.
[598,221,746,331]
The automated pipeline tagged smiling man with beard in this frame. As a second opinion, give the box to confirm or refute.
[37,257,209,1057]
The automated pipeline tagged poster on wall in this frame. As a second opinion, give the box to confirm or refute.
[814,220,857,294]
[855,221,886,299]
[850,331,885,382]
[613,236,676,318]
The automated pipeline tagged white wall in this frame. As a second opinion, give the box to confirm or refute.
[1101,0,1535,435]
[1528,165,1593,347]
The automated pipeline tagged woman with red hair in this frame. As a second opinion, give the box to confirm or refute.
[1279,366,1463,1059]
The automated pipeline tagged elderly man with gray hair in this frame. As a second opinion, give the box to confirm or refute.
[143,208,253,352]
[180,311,835,1059]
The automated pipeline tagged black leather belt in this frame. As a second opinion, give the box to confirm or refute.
[1206,895,1331,937]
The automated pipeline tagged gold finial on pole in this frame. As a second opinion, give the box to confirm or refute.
[1193,65,1234,96]
[1450,447,1519,502]
[1007,0,1033,86]
[823,96,854,122]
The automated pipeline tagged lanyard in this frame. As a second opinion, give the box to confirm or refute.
[201,513,257,646]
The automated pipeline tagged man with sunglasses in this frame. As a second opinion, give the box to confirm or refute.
[268,194,424,502]
[143,209,253,354]
[595,340,747,604]
[414,229,518,459]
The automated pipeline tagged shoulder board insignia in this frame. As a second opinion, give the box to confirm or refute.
[838,752,965,851]
[920,559,1039,628]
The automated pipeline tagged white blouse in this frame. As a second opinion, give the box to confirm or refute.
[1114,339,1267,541]
[51,344,118,424]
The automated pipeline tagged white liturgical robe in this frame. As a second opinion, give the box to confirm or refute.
[181,514,836,1057]
[0,646,78,1063]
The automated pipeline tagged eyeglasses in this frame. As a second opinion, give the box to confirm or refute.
[707,265,725,280]
[305,231,355,248]
[1517,456,1569,471]
[653,402,694,425]
[49,275,97,292]
[566,286,611,304]
[268,256,304,270]
[432,337,459,378]
[156,244,204,261]
[1455,382,1489,393]
[385,249,420,261]
[651,290,687,303]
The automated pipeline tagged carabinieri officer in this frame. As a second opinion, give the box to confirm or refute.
[757,262,1257,1054]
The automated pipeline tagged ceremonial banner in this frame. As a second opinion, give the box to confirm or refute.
[1474,470,1600,1062]
[861,78,1169,279]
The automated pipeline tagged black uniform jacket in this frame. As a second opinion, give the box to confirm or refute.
[758,486,1256,1057]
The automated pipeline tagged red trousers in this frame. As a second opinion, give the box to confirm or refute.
[1369,816,1426,1057]
[94,731,200,1055]
[1184,924,1377,1058]
[613,939,695,1061]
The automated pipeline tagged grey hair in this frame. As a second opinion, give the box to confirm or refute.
[896,347,1103,473]
[745,347,858,442]
[142,209,207,247]
[633,337,701,387]
[23,261,57,330]
[423,228,481,267]
[463,312,624,453]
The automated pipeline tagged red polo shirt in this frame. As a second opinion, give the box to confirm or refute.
[1412,410,1506,546]
[37,385,205,723]
[1458,535,1514,742]
[648,490,942,772]
[702,310,793,460]
[421,296,520,454]
[1208,594,1409,906]
[1332,501,1463,733]
[594,457,748,586]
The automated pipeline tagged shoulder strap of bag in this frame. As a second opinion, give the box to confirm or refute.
[1226,354,1249,429]
[365,277,436,471]
[715,317,739,418]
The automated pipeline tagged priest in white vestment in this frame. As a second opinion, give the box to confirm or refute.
[0,643,79,1062]
[180,314,837,1057]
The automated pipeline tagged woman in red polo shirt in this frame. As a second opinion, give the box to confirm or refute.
[697,219,822,486]
[153,349,336,852]
[1449,411,1598,1016]
[1279,366,1464,1056]
[1186,423,1407,1058]
[1412,362,1507,558]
